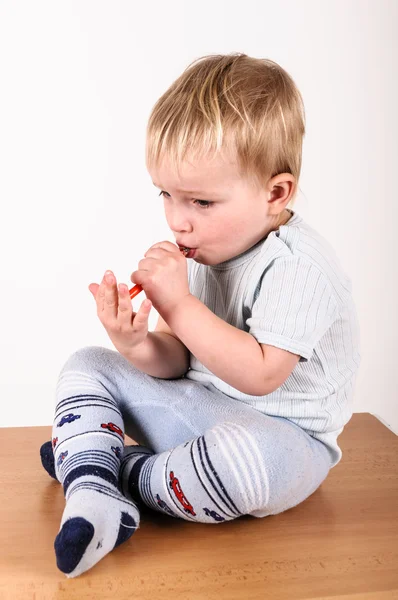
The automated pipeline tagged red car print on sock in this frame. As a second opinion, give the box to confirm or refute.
[100,422,124,439]
[169,471,196,516]
[52,437,58,449]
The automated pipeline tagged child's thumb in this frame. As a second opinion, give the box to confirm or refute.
[88,283,98,297]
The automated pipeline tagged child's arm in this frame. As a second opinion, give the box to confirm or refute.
[162,295,300,396]
[124,331,190,379]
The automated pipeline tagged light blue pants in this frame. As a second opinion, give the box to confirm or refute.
[53,345,332,522]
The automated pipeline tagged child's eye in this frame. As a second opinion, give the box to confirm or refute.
[158,190,212,209]
[193,199,212,209]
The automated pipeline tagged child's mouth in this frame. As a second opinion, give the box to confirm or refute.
[178,245,196,258]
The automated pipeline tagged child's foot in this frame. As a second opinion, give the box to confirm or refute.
[40,441,59,481]
[40,440,153,487]
[55,476,139,578]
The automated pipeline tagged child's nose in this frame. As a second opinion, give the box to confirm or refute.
[167,211,192,234]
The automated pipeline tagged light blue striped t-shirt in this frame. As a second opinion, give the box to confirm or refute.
[185,210,361,467]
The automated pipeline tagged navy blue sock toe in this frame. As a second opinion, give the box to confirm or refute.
[40,441,57,480]
[54,517,94,574]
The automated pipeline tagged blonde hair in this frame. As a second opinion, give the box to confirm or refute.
[146,53,306,200]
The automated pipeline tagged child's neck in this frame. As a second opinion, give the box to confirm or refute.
[278,208,293,228]
[267,209,293,236]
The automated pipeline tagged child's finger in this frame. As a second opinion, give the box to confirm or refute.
[100,272,118,318]
[117,284,149,322]
[131,298,152,331]
[117,283,133,320]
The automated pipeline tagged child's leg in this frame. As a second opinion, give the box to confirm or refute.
[119,413,331,522]
[50,353,143,579]
[47,344,228,578]
[46,345,332,537]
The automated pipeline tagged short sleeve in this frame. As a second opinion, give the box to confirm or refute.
[246,257,339,360]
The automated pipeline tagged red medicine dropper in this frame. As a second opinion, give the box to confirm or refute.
[129,284,143,300]
[128,246,189,300]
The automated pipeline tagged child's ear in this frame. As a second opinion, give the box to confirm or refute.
[267,174,296,214]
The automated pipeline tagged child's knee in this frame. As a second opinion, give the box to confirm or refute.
[251,434,331,517]
[56,346,143,412]
[203,419,330,519]
[60,345,134,375]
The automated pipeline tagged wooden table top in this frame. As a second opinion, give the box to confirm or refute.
[0,413,397,600]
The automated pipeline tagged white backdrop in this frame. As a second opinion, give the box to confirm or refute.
[0,0,397,432]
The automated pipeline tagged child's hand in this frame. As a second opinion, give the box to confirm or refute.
[130,241,191,314]
[88,271,151,355]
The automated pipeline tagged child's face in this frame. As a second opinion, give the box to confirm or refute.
[149,151,284,266]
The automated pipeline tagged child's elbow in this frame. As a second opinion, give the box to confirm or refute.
[245,345,301,396]
[239,376,283,397]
